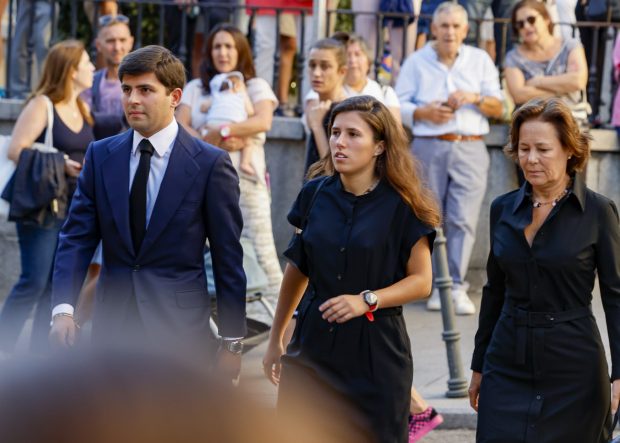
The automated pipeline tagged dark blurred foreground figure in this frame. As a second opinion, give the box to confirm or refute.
[0,350,374,443]
[469,97,620,442]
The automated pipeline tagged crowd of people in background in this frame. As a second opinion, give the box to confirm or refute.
[0,1,619,443]
[0,0,619,125]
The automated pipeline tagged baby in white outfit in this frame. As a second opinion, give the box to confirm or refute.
[201,71,256,176]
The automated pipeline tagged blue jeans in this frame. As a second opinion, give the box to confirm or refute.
[8,0,52,98]
[0,220,61,353]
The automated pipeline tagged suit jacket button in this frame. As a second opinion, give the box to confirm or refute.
[133,265,140,272]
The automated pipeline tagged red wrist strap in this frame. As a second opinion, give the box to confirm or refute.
[365,311,375,322]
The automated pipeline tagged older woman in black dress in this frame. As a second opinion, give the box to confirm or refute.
[263,96,441,443]
[469,97,620,442]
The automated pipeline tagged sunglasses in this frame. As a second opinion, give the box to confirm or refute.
[515,15,537,30]
[98,14,129,27]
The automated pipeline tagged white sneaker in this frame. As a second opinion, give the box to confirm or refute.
[452,288,476,315]
[426,288,441,311]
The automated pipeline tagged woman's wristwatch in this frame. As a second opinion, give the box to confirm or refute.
[361,290,379,322]
[219,125,231,140]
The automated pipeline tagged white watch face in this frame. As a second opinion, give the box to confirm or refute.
[364,291,378,306]
[220,126,231,138]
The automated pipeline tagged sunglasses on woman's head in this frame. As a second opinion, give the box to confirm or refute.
[516,15,537,30]
[98,14,130,27]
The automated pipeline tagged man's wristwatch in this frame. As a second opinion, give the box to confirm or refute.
[220,338,244,355]
[219,125,231,140]
[361,290,379,322]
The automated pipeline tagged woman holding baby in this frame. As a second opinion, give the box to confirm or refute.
[176,23,283,301]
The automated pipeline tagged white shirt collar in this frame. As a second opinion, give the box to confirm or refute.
[131,118,179,158]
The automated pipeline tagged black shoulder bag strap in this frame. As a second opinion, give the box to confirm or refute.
[300,176,328,231]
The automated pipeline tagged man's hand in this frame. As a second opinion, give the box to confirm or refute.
[447,90,478,109]
[416,101,455,125]
[49,315,78,349]
[319,294,368,324]
[216,345,242,385]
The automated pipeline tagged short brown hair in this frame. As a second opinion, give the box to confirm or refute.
[511,0,554,37]
[505,97,590,174]
[308,95,441,227]
[118,45,186,93]
[201,24,256,94]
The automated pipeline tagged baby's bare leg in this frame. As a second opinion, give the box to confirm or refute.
[239,143,257,177]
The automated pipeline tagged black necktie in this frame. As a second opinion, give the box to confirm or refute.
[130,138,154,253]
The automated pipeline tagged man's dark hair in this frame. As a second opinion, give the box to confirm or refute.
[118,45,186,93]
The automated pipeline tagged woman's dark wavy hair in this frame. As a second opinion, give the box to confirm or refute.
[307,95,441,227]
[200,23,256,94]
[505,97,590,174]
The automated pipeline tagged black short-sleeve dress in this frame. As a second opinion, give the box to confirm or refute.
[279,175,436,443]
[472,175,620,442]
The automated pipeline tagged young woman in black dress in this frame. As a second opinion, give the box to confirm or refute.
[263,96,441,443]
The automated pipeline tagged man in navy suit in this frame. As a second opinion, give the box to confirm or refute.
[49,46,246,375]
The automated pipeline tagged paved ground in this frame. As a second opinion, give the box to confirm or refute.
[12,276,618,441]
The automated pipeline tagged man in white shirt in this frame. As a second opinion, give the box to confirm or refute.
[49,46,246,377]
[395,1,503,315]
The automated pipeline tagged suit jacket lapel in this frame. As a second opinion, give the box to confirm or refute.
[101,130,134,256]
[138,127,201,259]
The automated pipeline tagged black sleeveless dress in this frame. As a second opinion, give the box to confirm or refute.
[35,108,94,199]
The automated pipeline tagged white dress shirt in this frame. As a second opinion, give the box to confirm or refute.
[394,43,502,136]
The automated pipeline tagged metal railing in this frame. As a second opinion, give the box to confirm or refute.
[3,1,620,123]
[3,0,313,112]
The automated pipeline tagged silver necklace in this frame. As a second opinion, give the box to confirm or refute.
[532,188,569,208]
[363,178,380,195]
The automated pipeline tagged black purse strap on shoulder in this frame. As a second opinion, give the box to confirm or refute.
[301,176,328,230]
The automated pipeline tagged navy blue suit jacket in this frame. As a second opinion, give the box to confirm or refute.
[52,124,247,344]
